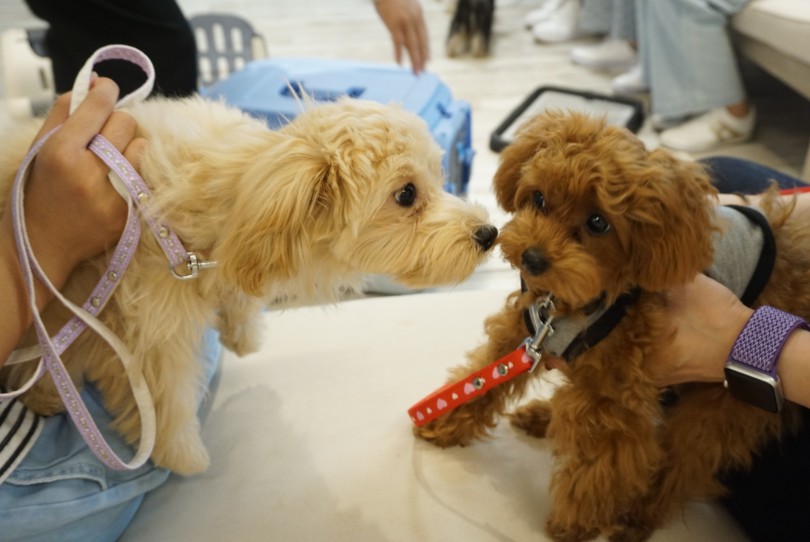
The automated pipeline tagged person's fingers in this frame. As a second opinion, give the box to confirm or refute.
[56,77,121,148]
[97,111,138,153]
[35,92,71,142]
[390,29,404,66]
[122,137,147,173]
[403,24,424,73]
[417,16,430,66]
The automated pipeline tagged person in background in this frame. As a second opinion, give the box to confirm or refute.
[22,0,430,99]
[635,0,755,151]
[567,0,641,93]
[525,0,611,44]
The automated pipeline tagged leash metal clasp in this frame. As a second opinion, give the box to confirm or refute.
[170,252,218,280]
[524,294,556,372]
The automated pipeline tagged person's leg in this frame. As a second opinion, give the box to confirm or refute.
[700,156,809,194]
[611,0,635,42]
[642,0,746,119]
[718,407,810,542]
[24,0,197,97]
[0,329,222,542]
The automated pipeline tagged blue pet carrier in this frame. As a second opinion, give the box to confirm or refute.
[201,57,474,195]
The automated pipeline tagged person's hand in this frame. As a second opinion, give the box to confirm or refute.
[373,0,430,73]
[649,274,753,387]
[1,76,146,363]
[16,76,146,287]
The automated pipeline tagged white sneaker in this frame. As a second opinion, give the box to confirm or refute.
[570,39,637,70]
[659,107,756,152]
[532,0,580,43]
[524,0,566,29]
[649,113,689,132]
[611,64,648,94]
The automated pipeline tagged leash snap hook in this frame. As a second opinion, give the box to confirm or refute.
[170,252,218,280]
[525,294,556,372]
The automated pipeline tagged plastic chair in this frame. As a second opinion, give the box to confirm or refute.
[189,14,268,88]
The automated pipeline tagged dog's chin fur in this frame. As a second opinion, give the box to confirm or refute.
[417,111,810,541]
[0,97,496,475]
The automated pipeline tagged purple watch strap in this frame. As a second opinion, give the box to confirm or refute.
[730,306,809,375]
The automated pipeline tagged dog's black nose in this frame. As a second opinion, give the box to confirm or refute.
[474,225,498,251]
[521,248,549,275]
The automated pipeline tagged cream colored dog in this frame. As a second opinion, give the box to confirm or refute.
[0,97,497,474]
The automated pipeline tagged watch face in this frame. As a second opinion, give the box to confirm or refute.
[724,365,783,413]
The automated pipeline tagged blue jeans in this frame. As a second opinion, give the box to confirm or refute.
[0,329,222,542]
[701,156,809,194]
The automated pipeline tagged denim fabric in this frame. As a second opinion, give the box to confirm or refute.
[637,0,751,118]
[0,328,222,542]
[610,0,636,42]
[701,156,810,194]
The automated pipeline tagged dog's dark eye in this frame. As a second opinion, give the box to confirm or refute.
[533,191,546,212]
[395,183,416,207]
[587,214,611,234]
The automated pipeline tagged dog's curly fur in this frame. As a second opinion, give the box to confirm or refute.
[0,97,497,475]
[416,111,810,541]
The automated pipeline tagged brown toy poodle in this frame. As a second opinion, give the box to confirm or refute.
[415,111,810,541]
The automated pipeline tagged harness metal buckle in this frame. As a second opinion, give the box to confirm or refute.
[524,294,556,372]
[170,252,218,280]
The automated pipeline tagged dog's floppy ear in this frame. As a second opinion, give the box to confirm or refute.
[625,149,718,291]
[216,138,339,296]
[493,129,541,212]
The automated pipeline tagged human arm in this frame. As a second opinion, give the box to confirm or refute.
[0,77,144,367]
[651,273,810,409]
[718,189,810,219]
[373,0,430,73]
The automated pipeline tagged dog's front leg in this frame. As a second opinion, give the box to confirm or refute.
[216,292,265,356]
[545,382,663,542]
[415,293,536,447]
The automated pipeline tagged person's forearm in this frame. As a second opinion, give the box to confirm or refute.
[0,231,64,368]
[1,232,35,366]
[777,330,810,409]
[718,190,810,219]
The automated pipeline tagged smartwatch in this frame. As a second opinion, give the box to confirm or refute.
[724,305,809,413]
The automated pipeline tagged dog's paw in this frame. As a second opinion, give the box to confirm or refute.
[608,516,656,542]
[152,422,211,475]
[21,388,68,416]
[219,323,261,357]
[509,398,552,438]
[413,399,497,448]
[446,30,470,58]
[546,517,600,542]
[469,33,489,57]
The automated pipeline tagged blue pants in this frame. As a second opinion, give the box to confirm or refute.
[637,0,750,118]
[701,156,809,194]
[0,329,222,542]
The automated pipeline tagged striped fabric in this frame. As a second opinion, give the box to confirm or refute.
[0,387,42,484]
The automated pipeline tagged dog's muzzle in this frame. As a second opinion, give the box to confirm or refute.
[474,225,498,251]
